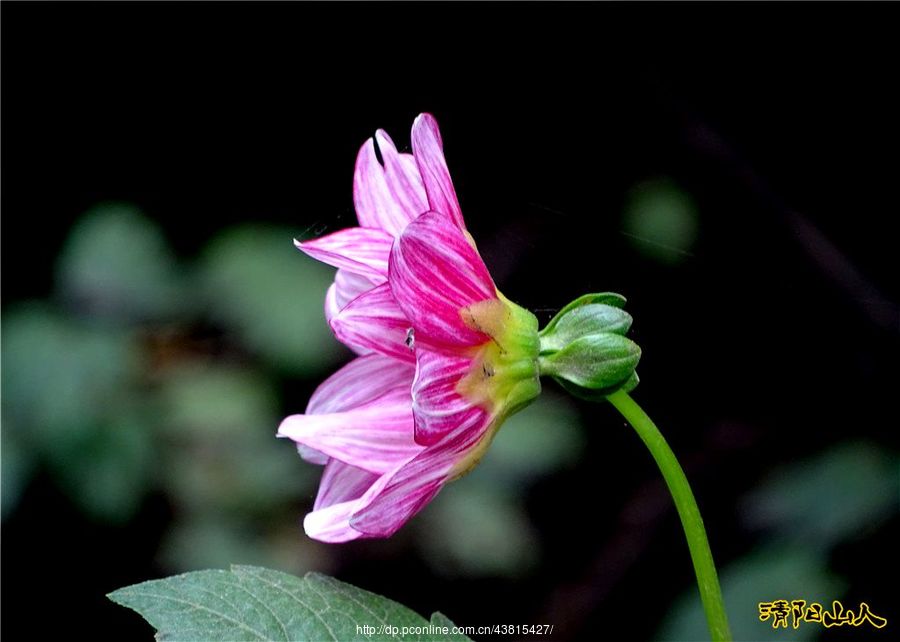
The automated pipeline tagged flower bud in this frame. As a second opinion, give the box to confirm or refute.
[538,293,641,399]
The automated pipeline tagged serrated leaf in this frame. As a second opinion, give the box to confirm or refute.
[109,566,472,641]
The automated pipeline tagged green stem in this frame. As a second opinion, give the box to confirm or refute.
[607,390,732,642]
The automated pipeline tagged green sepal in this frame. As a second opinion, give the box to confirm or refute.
[554,370,640,401]
[539,303,632,353]
[539,332,641,390]
[540,292,627,337]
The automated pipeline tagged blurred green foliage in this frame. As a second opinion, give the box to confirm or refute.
[417,392,584,577]
[2,202,588,581]
[659,545,846,642]
[2,303,152,521]
[199,225,344,373]
[56,203,186,321]
[622,178,699,264]
[658,442,898,641]
[741,442,897,548]
[1,204,340,573]
[9,200,894,632]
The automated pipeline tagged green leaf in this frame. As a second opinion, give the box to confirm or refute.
[540,333,641,390]
[539,304,633,353]
[539,292,627,337]
[108,566,472,641]
[199,225,344,373]
[55,202,185,321]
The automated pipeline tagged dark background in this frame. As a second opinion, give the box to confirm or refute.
[2,3,898,641]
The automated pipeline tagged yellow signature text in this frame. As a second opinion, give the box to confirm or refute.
[758,600,886,630]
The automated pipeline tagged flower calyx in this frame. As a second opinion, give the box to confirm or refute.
[538,293,641,400]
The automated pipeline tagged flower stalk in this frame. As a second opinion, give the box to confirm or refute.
[607,390,732,642]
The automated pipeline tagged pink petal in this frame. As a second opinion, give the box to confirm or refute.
[324,269,375,324]
[411,349,476,446]
[304,500,366,542]
[278,387,422,474]
[389,210,496,348]
[297,444,329,466]
[306,354,414,415]
[295,227,392,281]
[313,460,380,510]
[411,113,465,229]
[331,283,415,363]
[349,407,492,537]
[354,133,427,237]
[303,461,402,543]
[375,129,428,224]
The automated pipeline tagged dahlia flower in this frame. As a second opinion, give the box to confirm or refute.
[278,114,541,542]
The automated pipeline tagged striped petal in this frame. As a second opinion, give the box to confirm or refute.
[389,210,496,348]
[306,354,414,415]
[313,460,380,511]
[304,500,366,542]
[295,227,392,281]
[411,113,465,229]
[411,349,476,446]
[278,387,423,474]
[303,460,405,543]
[331,283,414,363]
[324,269,375,324]
[349,407,491,537]
[354,132,428,237]
[375,130,429,226]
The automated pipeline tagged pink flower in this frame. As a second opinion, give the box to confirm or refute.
[278,114,540,542]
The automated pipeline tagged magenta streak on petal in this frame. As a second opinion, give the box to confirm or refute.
[298,355,413,467]
[278,388,423,474]
[313,460,380,511]
[390,210,496,348]
[331,283,415,363]
[354,134,427,237]
[411,348,476,446]
[306,354,415,415]
[294,227,392,282]
[303,457,412,543]
[411,113,465,229]
[374,130,428,225]
[325,269,375,324]
[349,406,492,537]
